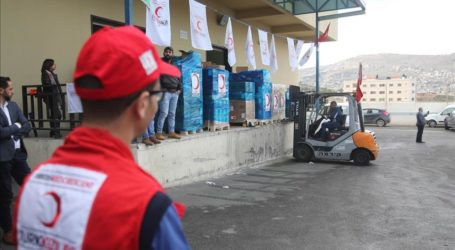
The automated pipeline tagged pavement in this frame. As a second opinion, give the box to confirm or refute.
[167,126,455,250]
[2,126,455,249]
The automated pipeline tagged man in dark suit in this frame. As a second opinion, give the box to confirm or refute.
[0,76,31,245]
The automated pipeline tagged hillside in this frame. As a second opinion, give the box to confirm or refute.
[300,53,455,93]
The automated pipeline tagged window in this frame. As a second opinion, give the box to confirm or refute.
[389,83,394,87]
[397,91,402,94]
[352,83,356,88]
[389,98,394,101]
[379,84,385,87]
[412,98,415,101]
[389,91,393,94]
[370,91,376,94]
[370,98,376,102]
[370,84,376,88]
[442,108,455,115]
[397,98,402,101]
[371,109,379,114]
[379,91,385,94]
[364,84,368,88]
[398,83,402,87]
[379,98,385,101]
[345,84,350,89]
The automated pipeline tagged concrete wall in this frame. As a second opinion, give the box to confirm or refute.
[1,0,300,109]
[24,123,294,187]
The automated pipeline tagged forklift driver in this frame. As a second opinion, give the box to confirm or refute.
[317,101,343,140]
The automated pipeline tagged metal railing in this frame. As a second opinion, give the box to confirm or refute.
[22,84,82,137]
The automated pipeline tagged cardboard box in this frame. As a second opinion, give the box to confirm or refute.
[230,100,255,123]
[235,66,249,73]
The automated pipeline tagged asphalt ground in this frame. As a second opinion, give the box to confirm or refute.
[168,126,455,250]
[2,126,454,249]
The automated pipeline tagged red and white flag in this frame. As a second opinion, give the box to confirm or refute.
[318,23,331,43]
[224,17,236,66]
[270,35,278,72]
[245,26,256,70]
[258,29,270,66]
[145,0,171,46]
[189,0,212,50]
[355,63,363,102]
[298,43,314,67]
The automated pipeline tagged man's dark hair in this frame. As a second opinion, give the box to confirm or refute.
[0,76,11,89]
[164,46,173,52]
[75,75,155,122]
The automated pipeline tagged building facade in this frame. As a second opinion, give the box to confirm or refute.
[0,0,336,109]
[343,77,416,103]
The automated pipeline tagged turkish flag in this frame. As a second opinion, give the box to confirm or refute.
[318,23,331,43]
[355,63,363,103]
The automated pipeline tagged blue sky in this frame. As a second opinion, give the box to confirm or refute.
[303,0,455,67]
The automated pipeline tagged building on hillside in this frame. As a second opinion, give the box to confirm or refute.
[343,76,416,103]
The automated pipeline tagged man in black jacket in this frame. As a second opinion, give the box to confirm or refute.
[416,107,425,143]
[155,47,182,140]
[0,76,31,245]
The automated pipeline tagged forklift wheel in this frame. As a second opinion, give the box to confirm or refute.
[295,144,313,162]
[352,149,371,166]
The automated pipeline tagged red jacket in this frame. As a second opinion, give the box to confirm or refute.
[14,127,184,249]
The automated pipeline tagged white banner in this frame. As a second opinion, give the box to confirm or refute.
[224,17,236,67]
[287,37,297,71]
[258,29,270,66]
[270,35,278,72]
[245,26,256,70]
[299,44,314,67]
[145,0,171,46]
[66,83,83,113]
[189,0,213,50]
[296,40,305,61]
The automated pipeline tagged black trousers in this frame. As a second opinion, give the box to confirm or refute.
[0,150,31,233]
[416,125,424,142]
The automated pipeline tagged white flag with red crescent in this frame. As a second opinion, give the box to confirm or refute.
[299,43,314,67]
[258,29,270,66]
[245,26,256,70]
[224,17,236,67]
[270,35,278,72]
[145,0,171,46]
[189,0,213,50]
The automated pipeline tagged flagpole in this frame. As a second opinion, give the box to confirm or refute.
[124,0,133,25]
[315,1,320,94]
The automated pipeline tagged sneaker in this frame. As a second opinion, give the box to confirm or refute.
[142,138,154,146]
[2,231,14,245]
[149,136,161,144]
[168,132,182,139]
[155,134,166,140]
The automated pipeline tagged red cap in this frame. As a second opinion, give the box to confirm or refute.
[73,26,181,100]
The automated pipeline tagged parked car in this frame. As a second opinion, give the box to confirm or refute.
[426,104,455,127]
[444,110,455,130]
[362,108,391,127]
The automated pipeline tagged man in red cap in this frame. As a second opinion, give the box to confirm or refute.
[13,26,190,249]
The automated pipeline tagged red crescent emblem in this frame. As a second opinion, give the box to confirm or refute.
[274,94,279,108]
[196,21,202,32]
[219,75,225,90]
[192,73,200,90]
[266,94,270,107]
[154,6,163,18]
[41,192,62,228]
[228,37,234,47]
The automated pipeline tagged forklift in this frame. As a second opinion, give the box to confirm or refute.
[293,92,379,166]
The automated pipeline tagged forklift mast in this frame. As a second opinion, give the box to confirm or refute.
[293,92,318,145]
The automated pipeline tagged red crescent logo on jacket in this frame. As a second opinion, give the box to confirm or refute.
[40,191,62,228]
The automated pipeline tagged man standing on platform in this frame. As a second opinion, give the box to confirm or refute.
[155,47,182,140]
